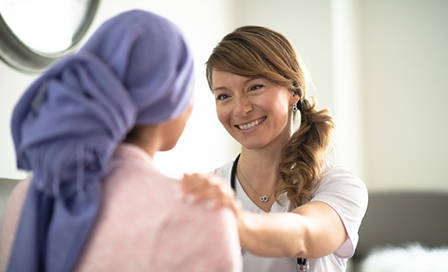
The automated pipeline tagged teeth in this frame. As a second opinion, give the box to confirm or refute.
[238,117,265,130]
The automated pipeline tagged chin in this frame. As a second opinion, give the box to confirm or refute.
[160,142,178,152]
[239,139,267,150]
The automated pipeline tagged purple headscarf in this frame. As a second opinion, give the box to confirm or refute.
[8,10,194,272]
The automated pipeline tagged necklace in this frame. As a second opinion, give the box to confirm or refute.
[231,154,307,270]
[238,166,281,203]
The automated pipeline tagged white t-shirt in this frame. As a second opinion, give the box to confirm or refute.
[214,159,368,272]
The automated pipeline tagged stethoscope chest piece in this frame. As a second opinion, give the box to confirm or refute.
[298,258,309,271]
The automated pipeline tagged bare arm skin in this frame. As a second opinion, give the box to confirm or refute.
[181,173,347,259]
[237,202,346,258]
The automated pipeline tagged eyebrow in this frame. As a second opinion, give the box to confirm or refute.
[212,77,261,93]
[212,86,227,93]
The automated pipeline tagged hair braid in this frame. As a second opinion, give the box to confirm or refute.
[276,97,334,207]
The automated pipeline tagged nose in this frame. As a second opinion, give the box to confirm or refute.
[234,95,253,117]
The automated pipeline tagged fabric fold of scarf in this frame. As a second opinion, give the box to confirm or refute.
[8,9,194,272]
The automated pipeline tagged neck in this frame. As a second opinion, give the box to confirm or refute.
[238,146,283,192]
[236,124,292,211]
[125,125,162,158]
[236,148,284,212]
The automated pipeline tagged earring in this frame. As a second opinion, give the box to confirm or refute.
[292,103,298,112]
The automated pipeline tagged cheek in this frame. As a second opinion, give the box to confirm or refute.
[274,92,292,111]
[260,95,287,113]
[267,96,292,123]
[216,106,231,127]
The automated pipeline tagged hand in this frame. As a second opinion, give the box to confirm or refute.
[181,173,241,215]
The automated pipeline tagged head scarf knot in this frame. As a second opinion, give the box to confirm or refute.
[7,10,194,272]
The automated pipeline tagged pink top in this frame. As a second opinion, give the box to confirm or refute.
[1,144,241,272]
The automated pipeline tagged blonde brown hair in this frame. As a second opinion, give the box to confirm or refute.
[206,26,334,207]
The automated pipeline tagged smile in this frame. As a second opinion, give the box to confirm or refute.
[236,117,267,130]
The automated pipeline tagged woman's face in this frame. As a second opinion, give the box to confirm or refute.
[212,70,298,151]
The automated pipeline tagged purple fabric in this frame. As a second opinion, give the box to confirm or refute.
[8,10,194,272]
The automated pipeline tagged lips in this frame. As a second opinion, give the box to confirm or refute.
[236,117,267,130]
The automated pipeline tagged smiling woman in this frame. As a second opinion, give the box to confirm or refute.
[0,0,99,73]
[212,71,294,151]
[181,25,368,272]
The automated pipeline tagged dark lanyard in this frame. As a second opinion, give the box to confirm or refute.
[230,154,309,272]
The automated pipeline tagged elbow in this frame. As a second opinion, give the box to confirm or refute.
[283,239,309,259]
[285,244,307,259]
[284,225,311,259]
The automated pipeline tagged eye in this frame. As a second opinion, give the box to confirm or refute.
[216,94,229,101]
[249,84,264,91]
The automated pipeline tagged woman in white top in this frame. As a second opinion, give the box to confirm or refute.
[182,26,368,272]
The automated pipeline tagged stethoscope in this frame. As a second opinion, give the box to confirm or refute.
[230,154,309,272]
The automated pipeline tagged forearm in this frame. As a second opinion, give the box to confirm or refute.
[180,173,346,258]
[237,201,348,259]
[237,210,310,258]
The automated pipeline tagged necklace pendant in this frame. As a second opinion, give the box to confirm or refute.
[260,196,269,202]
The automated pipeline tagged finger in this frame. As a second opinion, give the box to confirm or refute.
[181,173,209,193]
[181,173,241,214]
[186,185,221,204]
[181,174,221,203]
[183,173,226,195]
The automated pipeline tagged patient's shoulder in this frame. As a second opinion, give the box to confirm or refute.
[150,199,241,271]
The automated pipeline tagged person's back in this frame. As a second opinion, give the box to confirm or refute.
[1,144,240,271]
[75,144,240,271]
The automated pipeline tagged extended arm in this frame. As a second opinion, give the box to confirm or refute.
[181,173,347,259]
[237,201,346,258]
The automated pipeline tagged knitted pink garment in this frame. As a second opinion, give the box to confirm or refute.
[0,144,241,272]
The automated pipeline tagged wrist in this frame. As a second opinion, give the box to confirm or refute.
[236,211,258,250]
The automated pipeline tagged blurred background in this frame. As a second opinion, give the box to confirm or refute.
[0,0,447,193]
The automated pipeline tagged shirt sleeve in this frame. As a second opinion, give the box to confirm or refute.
[151,201,242,272]
[310,165,368,258]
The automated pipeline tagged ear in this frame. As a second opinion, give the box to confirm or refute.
[290,91,300,106]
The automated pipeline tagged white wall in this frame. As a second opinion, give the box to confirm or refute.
[332,0,363,179]
[358,0,448,191]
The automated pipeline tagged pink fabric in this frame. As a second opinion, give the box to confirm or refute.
[1,144,241,272]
